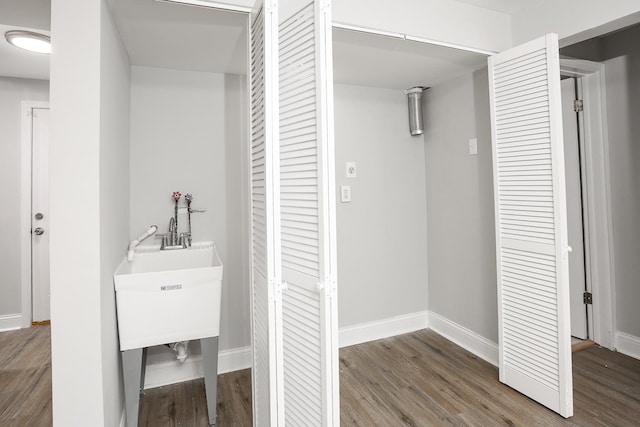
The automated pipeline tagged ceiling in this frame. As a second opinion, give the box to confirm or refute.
[0,0,50,80]
[0,0,539,88]
[454,0,533,15]
[0,24,50,80]
[332,28,488,90]
[111,0,248,75]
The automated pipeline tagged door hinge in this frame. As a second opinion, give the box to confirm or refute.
[583,291,593,305]
[574,99,584,112]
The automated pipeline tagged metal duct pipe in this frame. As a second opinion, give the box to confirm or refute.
[404,86,426,136]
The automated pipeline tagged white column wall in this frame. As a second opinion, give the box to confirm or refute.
[50,0,131,424]
[50,0,105,423]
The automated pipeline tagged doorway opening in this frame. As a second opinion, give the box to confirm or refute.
[561,75,591,343]
[559,59,615,350]
[21,101,51,328]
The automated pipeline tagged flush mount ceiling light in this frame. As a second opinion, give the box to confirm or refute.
[5,30,51,54]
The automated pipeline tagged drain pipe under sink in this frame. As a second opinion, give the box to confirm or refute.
[127,225,158,261]
[169,341,190,363]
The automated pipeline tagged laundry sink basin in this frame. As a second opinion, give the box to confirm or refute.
[114,242,222,351]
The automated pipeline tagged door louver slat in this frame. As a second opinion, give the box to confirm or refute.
[250,3,284,425]
[489,34,573,418]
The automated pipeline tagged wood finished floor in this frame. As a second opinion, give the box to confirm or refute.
[2,326,639,426]
[0,325,52,427]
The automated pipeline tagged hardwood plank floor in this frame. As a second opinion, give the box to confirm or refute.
[2,326,640,426]
[0,325,51,427]
[138,370,252,427]
[340,330,640,426]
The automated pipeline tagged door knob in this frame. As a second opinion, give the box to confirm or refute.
[34,227,45,235]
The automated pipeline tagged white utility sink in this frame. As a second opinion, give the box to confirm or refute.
[114,242,223,351]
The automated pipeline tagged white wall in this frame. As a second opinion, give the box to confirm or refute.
[0,77,49,318]
[423,69,498,343]
[511,0,640,47]
[129,67,251,353]
[50,0,105,424]
[333,0,512,53]
[99,0,131,424]
[334,83,428,328]
[50,0,130,425]
[599,26,640,338]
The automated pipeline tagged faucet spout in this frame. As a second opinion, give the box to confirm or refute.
[167,217,178,246]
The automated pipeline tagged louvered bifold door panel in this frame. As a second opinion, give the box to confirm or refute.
[488,33,573,418]
[250,2,284,426]
[279,0,339,425]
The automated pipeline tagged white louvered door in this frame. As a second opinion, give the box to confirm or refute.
[279,0,339,425]
[488,34,574,418]
[250,2,285,425]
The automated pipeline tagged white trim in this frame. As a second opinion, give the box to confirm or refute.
[404,35,496,56]
[560,59,616,349]
[143,345,252,389]
[428,312,499,367]
[332,22,405,40]
[338,311,429,348]
[331,22,497,56]
[21,101,50,329]
[0,314,23,332]
[154,0,252,13]
[615,332,640,361]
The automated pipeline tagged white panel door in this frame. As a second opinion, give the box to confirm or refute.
[32,107,50,323]
[279,0,339,425]
[488,34,573,418]
[561,77,588,339]
[250,2,285,425]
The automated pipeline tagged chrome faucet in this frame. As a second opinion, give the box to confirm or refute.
[157,217,188,250]
[168,217,177,246]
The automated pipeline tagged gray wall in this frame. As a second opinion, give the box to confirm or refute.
[129,66,250,352]
[423,69,498,342]
[0,77,49,317]
[98,1,131,424]
[600,26,640,338]
[334,83,428,328]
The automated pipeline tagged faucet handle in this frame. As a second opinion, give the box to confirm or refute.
[179,232,192,248]
[156,233,169,249]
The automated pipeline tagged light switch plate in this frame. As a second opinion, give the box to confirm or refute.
[340,185,351,203]
[346,161,357,178]
[469,138,478,156]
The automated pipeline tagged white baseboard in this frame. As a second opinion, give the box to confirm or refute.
[0,314,23,332]
[144,345,251,389]
[428,311,498,366]
[616,331,640,361]
[142,311,498,389]
[338,311,429,348]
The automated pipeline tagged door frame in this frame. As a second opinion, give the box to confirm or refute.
[20,101,50,328]
[559,59,615,349]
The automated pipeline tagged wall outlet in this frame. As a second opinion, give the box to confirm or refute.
[469,138,478,156]
[340,185,351,203]
[346,161,357,178]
